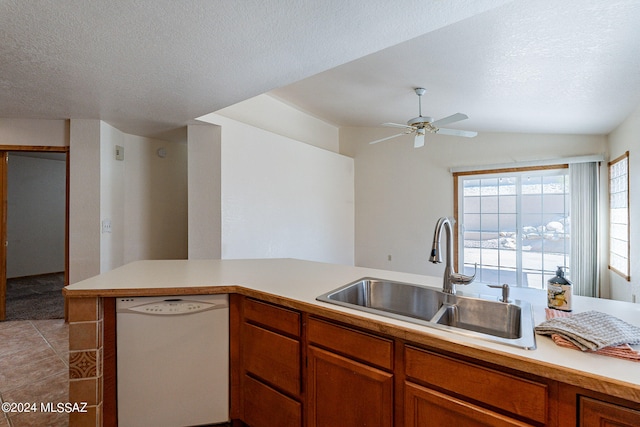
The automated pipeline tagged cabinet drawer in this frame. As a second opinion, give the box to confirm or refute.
[405,346,547,424]
[243,375,302,427]
[243,323,301,396]
[405,381,534,427]
[308,318,393,371]
[579,396,640,426]
[245,298,301,337]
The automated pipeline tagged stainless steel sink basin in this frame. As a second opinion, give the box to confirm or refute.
[316,278,536,349]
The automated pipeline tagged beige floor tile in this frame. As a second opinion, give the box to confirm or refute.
[0,319,70,426]
[4,370,68,408]
[4,372,69,427]
[0,320,35,337]
[0,354,67,393]
[9,409,68,427]
[0,401,9,427]
[31,319,69,343]
[0,339,55,370]
[48,338,70,365]
[0,345,59,375]
[0,323,48,360]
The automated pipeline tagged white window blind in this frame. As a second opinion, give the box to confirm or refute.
[569,162,600,297]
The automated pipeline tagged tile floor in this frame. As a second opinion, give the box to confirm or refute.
[0,319,69,427]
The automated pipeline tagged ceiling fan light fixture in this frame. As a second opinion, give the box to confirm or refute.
[414,126,426,148]
[407,116,434,127]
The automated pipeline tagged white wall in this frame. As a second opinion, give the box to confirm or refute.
[69,119,102,283]
[100,122,188,272]
[187,124,222,259]
[197,113,354,265]
[2,118,188,283]
[607,103,640,302]
[340,127,608,279]
[6,154,66,278]
[124,133,188,262]
[0,119,68,147]
[213,94,340,153]
[100,122,126,272]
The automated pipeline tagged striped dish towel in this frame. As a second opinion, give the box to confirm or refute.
[543,309,640,362]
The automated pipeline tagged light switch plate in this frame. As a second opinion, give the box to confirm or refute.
[115,145,124,161]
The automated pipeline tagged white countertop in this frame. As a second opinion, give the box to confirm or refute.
[66,258,640,391]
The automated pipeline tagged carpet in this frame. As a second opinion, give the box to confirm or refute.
[5,272,65,320]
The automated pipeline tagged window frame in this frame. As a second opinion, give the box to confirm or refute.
[453,164,569,288]
[608,151,630,281]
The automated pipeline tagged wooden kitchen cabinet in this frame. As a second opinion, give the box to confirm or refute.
[230,295,639,427]
[579,396,640,426]
[404,345,551,426]
[557,383,640,426]
[242,375,301,427]
[307,317,394,427]
[405,381,533,427]
[242,322,300,396]
[231,296,303,427]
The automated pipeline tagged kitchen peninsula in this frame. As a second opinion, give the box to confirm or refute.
[64,258,640,426]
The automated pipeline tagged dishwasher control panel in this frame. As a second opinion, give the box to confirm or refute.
[116,295,228,316]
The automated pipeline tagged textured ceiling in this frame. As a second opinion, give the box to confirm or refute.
[271,0,640,135]
[0,0,511,138]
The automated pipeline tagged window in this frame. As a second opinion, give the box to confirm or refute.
[455,166,569,289]
[608,151,630,281]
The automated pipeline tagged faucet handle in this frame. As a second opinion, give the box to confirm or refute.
[450,263,476,285]
[487,284,510,303]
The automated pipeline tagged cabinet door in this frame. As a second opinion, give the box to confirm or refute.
[243,375,301,427]
[307,346,393,427]
[405,382,534,427]
[580,396,640,427]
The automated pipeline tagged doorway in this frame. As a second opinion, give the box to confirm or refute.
[0,146,69,321]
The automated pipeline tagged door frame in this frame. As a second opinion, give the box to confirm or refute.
[0,145,70,321]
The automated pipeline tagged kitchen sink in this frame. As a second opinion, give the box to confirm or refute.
[316,278,536,349]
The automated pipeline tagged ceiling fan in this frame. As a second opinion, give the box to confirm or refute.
[369,88,478,148]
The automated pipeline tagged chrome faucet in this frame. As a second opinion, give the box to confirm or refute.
[429,217,476,294]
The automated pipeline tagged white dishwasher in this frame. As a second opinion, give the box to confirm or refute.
[116,294,229,427]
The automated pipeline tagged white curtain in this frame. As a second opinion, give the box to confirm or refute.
[569,162,600,297]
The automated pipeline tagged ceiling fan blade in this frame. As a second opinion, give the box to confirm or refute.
[431,113,468,127]
[382,122,414,130]
[414,133,425,148]
[436,128,478,138]
[369,132,408,145]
